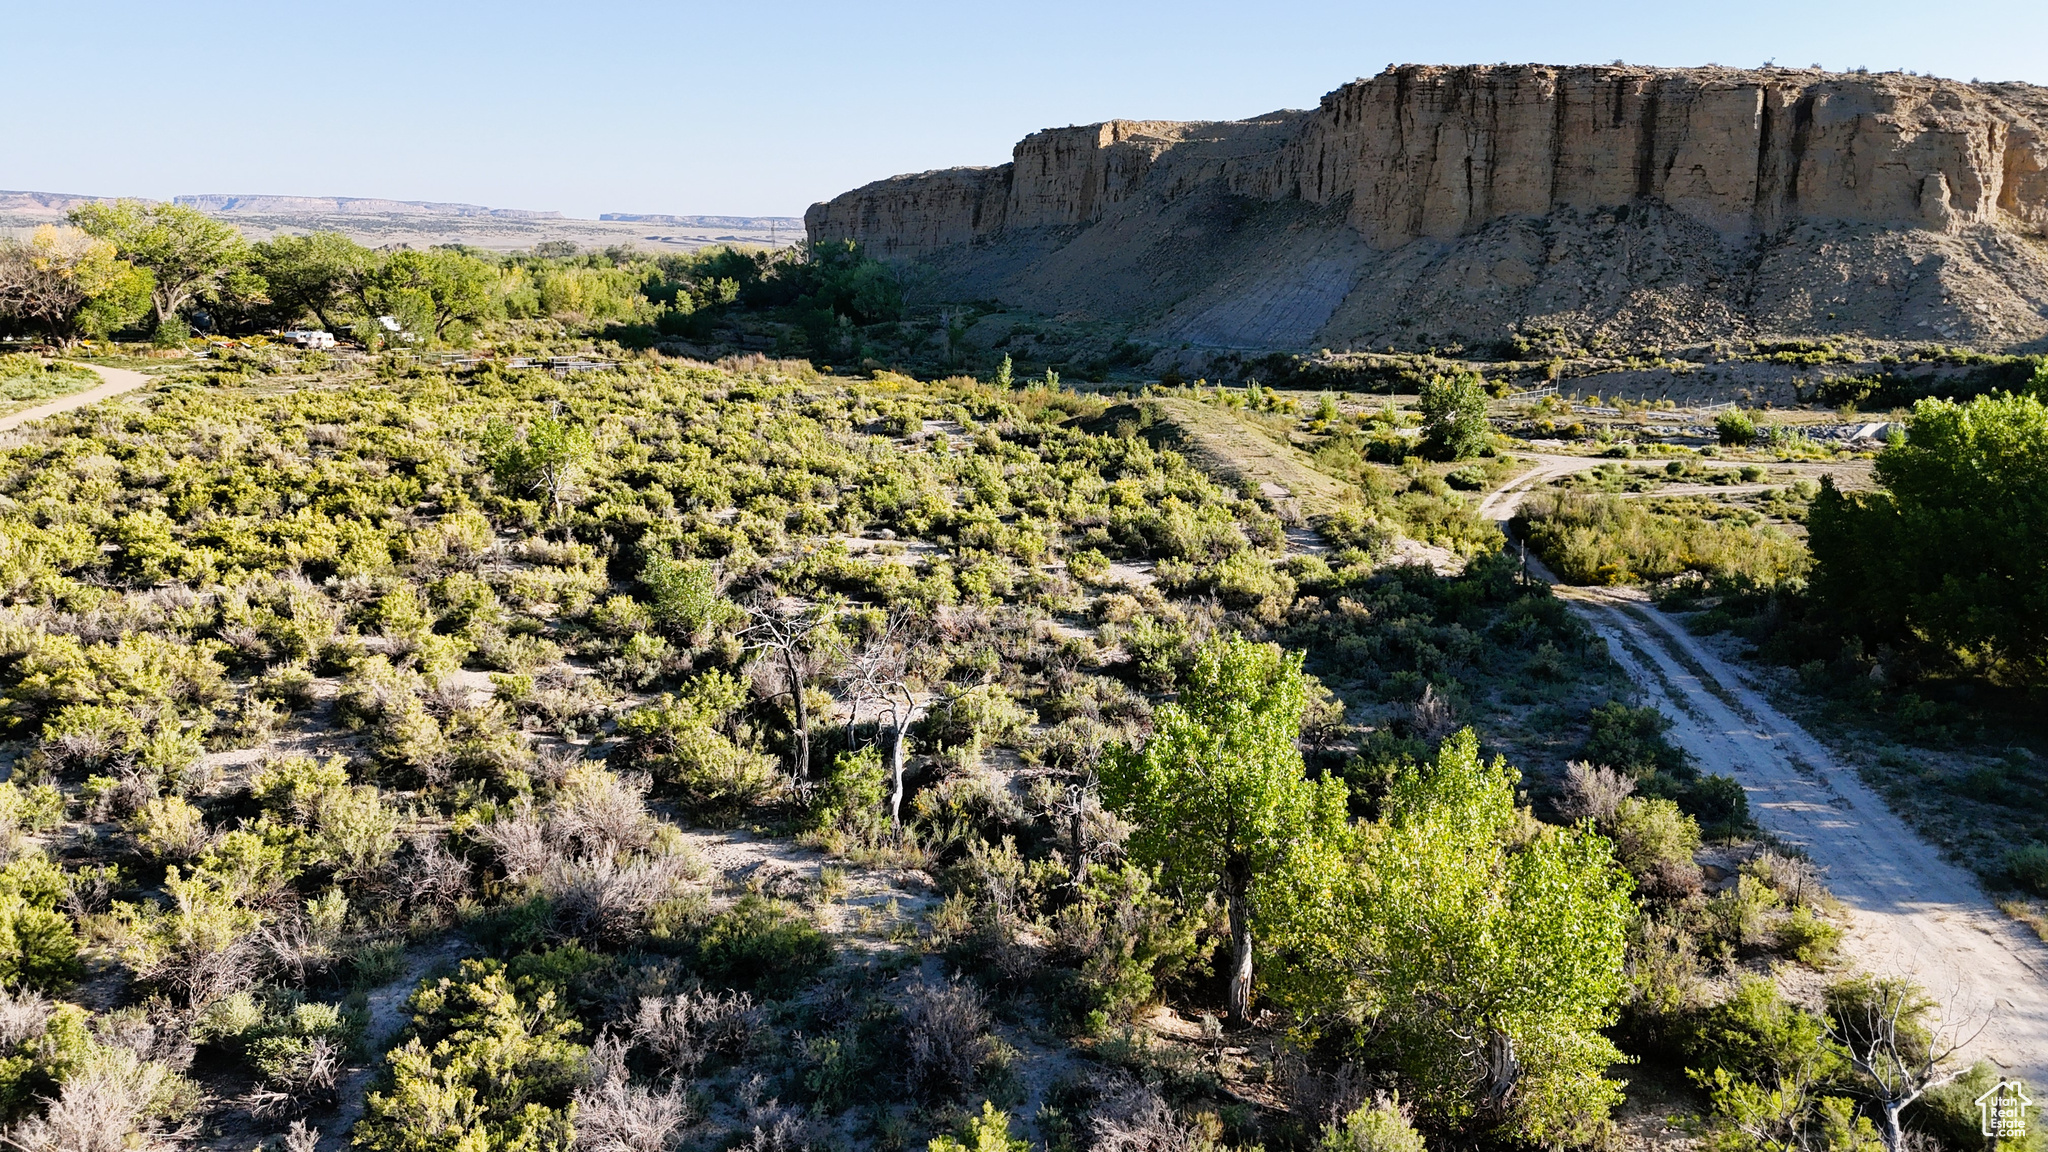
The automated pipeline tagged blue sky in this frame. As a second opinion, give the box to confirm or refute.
[10,0,2047,218]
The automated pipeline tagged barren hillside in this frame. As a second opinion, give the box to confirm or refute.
[809,64,2048,354]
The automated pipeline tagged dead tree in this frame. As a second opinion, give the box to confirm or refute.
[742,596,826,793]
[1827,977,1983,1152]
[843,617,927,832]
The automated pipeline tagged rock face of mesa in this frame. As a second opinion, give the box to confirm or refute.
[807,65,2048,352]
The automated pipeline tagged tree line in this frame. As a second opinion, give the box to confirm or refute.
[0,200,902,350]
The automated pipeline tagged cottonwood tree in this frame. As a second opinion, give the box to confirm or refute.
[252,231,373,332]
[69,199,253,330]
[1271,729,1636,1143]
[1419,369,1492,460]
[367,248,500,339]
[483,415,596,541]
[742,595,827,792]
[0,226,152,346]
[1100,635,1347,1024]
[1808,392,2048,686]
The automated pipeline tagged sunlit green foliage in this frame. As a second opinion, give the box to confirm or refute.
[355,959,586,1152]
[1522,489,1808,587]
[1808,391,2048,686]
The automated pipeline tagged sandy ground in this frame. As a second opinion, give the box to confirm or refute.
[0,362,153,433]
[1483,457,2048,1086]
[314,942,471,1152]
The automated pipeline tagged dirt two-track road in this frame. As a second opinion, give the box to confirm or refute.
[1487,456,2048,1085]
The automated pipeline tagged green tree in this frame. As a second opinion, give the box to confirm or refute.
[1419,370,1491,460]
[252,231,372,331]
[483,416,596,541]
[1807,392,2048,686]
[1284,730,1635,1142]
[369,248,501,339]
[68,200,254,329]
[1100,635,1348,1022]
[993,354,1013,388]
[0,226,152,346]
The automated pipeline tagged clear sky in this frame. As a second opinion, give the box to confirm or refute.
[11,0,2048,219]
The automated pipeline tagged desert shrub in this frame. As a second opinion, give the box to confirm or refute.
[1608,796,1703,899]
[612,673,781,820]
[1670,774,1753,838]
[129,796,214,862]
[1318,508,1393,558]
[2004,842,2048,895]
[1444,464,1490,492]
[0,901,78,998]
[1915,1062,2048,1152]
[600,631,674,689]
[1048,863,1198,1024]
[108,865,262,1008]
[1520,490,1806,587]
[0,785,63,837]
[194,991,265,1048]
[546,765,658,857]
[630,988,762,1078]
[572,1033,692,1152]
[1715,410,1758,446]
[0,995,91,1122]
[1066,549,1111,583]
[1556,762,1633,825]
[639,554,731,637]
[930,1101,1031,1152]
[1705,874,1783,949]
[1318,1097,1426,1152]
[1581,701,1690,778]
[1774,906,1842,968]
[0,858,80,996]
[354,959,585,1152]
[539,852,696,947]
[1195,551,1296,619]
[919,685,1031,761]
[811,748,887,840]
[903,976,995,1101]
[693,895,830,997]
[243,999,356,1112]
[1680,976,1840,1086]
[3,1046,198,1152]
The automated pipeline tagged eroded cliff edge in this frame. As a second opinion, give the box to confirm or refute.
[806,64,2048,352]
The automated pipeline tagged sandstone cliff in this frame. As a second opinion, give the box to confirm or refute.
[807,65,2048,352]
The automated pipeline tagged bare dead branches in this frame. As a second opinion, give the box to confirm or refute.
[741,596,828,792]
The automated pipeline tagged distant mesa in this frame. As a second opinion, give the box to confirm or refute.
[174,195,563,219]
[0,189,114,213]
[807,63,2048,352]
[601,213,804,231]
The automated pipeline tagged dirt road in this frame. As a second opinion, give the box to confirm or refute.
[1475,450,1871,522]
[1487,459,2048,1084]
[0,362,154,433]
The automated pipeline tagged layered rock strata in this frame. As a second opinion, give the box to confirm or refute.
[807,65,2048,351]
